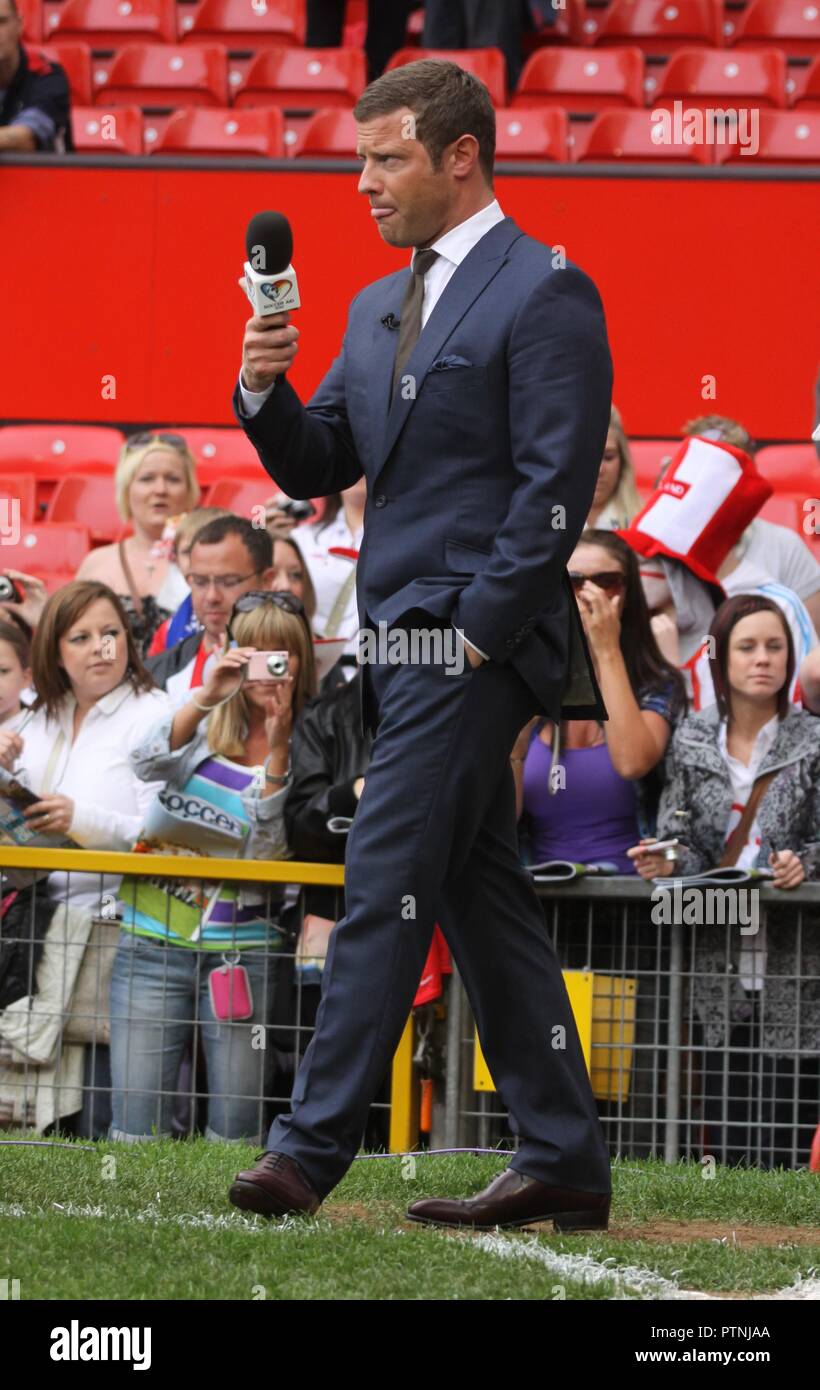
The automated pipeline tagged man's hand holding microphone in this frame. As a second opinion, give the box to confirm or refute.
[241,311,300,394]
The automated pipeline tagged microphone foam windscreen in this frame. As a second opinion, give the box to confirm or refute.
[245,211,293,274]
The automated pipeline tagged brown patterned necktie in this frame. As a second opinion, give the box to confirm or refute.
[391,248,440,400]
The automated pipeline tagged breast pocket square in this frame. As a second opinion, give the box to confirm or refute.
[429,355,474,371]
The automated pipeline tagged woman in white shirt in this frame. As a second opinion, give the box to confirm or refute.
[0,581,170,1137]
[629,595,820,1168]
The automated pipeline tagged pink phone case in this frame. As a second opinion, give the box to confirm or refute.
[209,963,254,1021]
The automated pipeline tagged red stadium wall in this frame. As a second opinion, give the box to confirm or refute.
[2,163,818,440]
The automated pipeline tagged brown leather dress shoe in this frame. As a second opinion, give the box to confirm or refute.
[228,1152,322,1219]
[406,1167,611,1231]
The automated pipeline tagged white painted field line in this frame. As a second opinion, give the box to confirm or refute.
[0,1199,302,1232]
[462,1231,820,1302]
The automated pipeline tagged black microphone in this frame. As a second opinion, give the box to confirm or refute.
[381,313,400,330]
[240,210,300,316]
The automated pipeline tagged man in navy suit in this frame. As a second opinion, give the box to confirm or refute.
[229,59,614,1231]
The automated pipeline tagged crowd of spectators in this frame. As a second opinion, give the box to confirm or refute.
[0,407,818,1166]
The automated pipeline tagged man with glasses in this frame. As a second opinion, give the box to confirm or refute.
[146,515,276,704]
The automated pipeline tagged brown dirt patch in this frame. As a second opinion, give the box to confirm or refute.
[607,1220,820,1248]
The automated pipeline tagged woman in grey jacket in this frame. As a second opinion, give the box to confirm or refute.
[629,595,820,1168]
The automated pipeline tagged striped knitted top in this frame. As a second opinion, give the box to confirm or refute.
[119,751,287,951]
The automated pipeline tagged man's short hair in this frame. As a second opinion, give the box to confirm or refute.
[682,414,756,455]
[353,58,496,185]
[190,514,273,573]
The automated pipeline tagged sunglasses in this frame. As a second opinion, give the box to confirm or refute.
[569,570,625,595]
[126,432,188,451]
[226,589,306,639]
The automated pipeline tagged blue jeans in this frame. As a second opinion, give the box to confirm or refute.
[108,930,281,1143]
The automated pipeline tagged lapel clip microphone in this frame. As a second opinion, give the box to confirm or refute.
[381,314,400,330]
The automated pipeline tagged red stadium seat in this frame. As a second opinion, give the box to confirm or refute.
[37,42,93,103]
[178,0,305,48]
[0,524,93,592]
[232,45,366,110]
[755,444,820,494]
[0,474,38,524]
[72,104,143,150]
[791,56,820,108]
[163,427,268,476]
[757,493,807,536]
[627,439,680,490]
[728,0,820,57]
[590,0,723,54]
[151,105,285,154]
[19,0,43,42]
[512,46,644,114]
[294,105,356,156]
[0,424,124,473]
[494,108,569,161]
[205,477,279,516]
[46,0,177,47]
[45,473,123,543]
[575,108,715,161]
[715,109,820,161]
[385,47,507,106]
[94,43,228,107]
[651,47,788,110]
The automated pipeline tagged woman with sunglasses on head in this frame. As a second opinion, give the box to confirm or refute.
[511,530,687,875]
[109,590,318,1145]
[75,433,200,658]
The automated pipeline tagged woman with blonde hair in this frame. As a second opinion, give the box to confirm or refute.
[586,404,643,531]
[75,432,200,656]
[109,591,317,1143]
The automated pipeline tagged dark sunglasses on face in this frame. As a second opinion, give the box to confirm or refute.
[126,432,188,451]
[569,570,625,595]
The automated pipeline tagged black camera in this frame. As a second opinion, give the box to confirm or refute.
[0,575,23,603]
[277,498,316,521]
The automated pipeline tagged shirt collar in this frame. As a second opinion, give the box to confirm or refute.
[57,678,136,732]
[718,712,781,762]
[410,198,505,273]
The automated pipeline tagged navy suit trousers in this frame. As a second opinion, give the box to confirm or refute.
[266,617,612,1199]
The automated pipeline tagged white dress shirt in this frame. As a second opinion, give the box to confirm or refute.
[13,681,172,912]
[718,713,779,990]
[294,508,364,672]
[237,199,509,663]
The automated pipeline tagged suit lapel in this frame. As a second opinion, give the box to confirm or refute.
[369,217,524,485]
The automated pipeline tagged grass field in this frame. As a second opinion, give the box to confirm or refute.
[1,1138,819,1300]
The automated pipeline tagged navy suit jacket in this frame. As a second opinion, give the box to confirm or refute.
[234,216,613,738]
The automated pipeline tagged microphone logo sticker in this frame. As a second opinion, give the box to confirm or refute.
[261,279,292,303]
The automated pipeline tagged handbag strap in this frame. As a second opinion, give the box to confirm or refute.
[118,539,144,621]
[323,563,357,639]
[41,727,68,796]
[718,769,778,868]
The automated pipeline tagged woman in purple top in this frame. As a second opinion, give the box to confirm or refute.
[512,531,686,872]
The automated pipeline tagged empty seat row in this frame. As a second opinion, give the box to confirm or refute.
[36,42,820,114]
[69,104,818,162]
[19,1,820,59]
